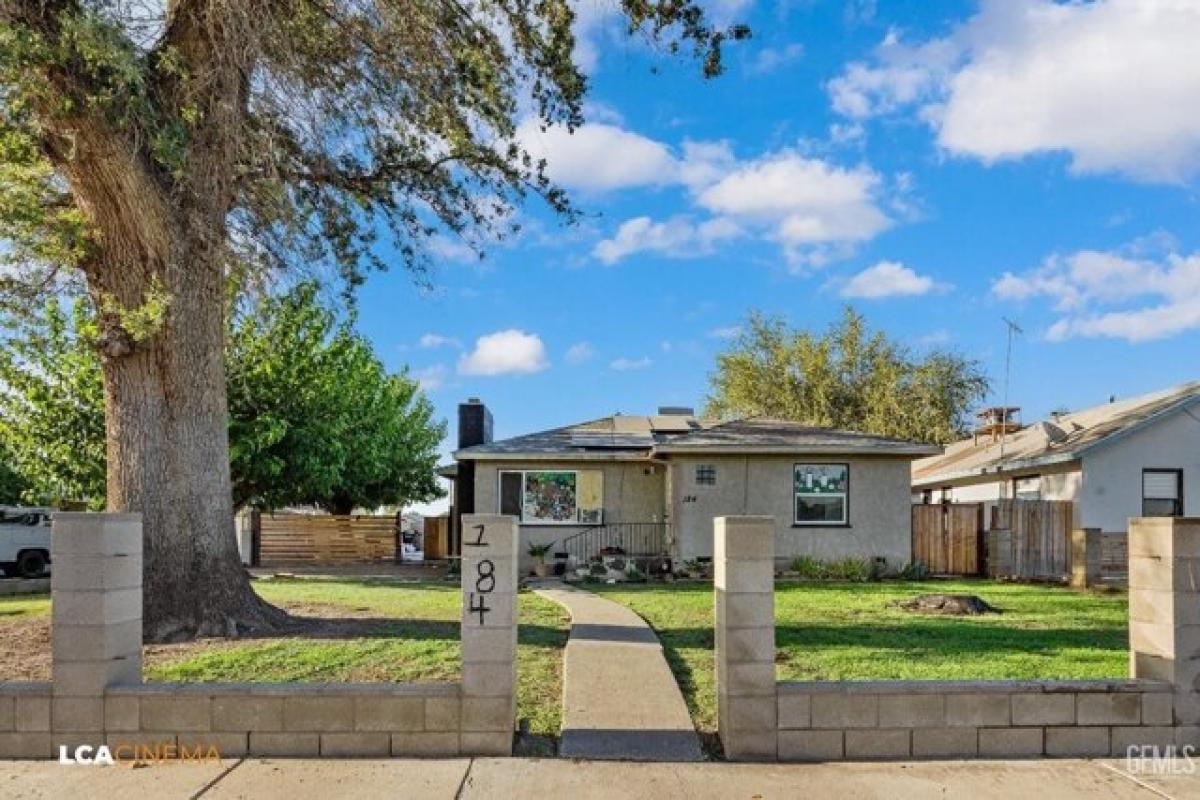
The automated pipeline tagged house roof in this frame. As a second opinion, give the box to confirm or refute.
[653,418,940,456]
[912,381,1200,487]
[455,414,938,460]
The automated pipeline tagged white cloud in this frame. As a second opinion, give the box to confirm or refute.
[840,260,941,299]
[565,342,595,364]
[748,43,804,75]
[992,245,1200,342]
[427,235,480,264]
[413,365,448,391]
[457,330,550,375]
[697,152,892,266]
[709,325,743,339]
[610,356,653,371]
[828,0,1200,182]
[516,119,678,191]
[419,333,461,349]
[593,215,742,264]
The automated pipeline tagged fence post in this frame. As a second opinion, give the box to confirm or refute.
[714,515,777,760]
[50,513,143,751]
[459,514,519,755]
[1128,516,1200,746]
[1070,527,1103,588]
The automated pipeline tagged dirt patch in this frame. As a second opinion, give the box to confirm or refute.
[0,601,449,682]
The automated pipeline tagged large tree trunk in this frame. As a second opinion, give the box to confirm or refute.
[99,252,286,641]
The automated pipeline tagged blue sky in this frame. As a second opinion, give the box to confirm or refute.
[348,0,1200,501]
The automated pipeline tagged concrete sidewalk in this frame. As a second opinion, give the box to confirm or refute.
[3,757,1199,799]
[534,582,703,762]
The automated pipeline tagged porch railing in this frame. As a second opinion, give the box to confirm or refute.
[559,522,670,565]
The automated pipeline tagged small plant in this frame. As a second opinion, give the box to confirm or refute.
[899,560,931,580]
[789,555,827,579]
[826,557,871,582]
[588,562,608,577]
[527,542,553,564]
[625,566,647,582]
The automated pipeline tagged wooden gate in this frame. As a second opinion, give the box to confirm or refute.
[986,499,1074,580]
[912,503,984,575]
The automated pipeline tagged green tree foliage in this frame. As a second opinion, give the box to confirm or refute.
[706,308,990,445]
[227,284,445,513]
[0,299,107,506]
[0,286,444,511]
[0,441,31,504]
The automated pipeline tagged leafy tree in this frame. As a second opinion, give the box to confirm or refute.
[227,284,445,513]
[0,1,744,638]
[0,300,107,507]
[0,286,445,514]
[707,308,990,445]
[0,442,31,504]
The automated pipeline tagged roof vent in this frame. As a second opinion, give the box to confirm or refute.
[657,406,694,416]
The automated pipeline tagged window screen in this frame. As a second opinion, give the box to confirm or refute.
[1143,469,1182,517]
[695,464,716,485]
[499,471,523,517]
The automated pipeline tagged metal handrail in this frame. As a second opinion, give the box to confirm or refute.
[558,521,669,564]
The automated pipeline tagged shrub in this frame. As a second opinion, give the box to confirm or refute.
[789,555,882,582]
[898,560,930,580]
[789,555,827,579]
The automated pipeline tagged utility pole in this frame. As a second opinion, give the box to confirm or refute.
[999,317,1023,460]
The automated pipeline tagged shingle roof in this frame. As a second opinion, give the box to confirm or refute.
[455,414,938,460]
[654,418,940,456]
[912,381,1200,486]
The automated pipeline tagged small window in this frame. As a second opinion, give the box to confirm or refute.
[695,464,716,486]
[1143,469,1183,517]
[499,471,523,517]
[1014,475,1042,501]
[794,463,848,525]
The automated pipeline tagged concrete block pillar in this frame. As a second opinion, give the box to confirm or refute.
[1070,527,1103,588]
[51,513,143,749]
[1128,517,1200,745]
[714,516,778,761]
[459,514,519,755]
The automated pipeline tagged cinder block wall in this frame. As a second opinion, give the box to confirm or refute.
[715,514,1200,762]
[0,513,520,759]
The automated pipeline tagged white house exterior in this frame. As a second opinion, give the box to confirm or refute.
[912,382,1200,534]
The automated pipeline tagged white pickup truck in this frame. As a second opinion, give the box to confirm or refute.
[0,507,52,578]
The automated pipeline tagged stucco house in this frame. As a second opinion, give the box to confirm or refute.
[912,381,1200,535]
[446,399,938,571]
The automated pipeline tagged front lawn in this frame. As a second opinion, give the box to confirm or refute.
[591,580,1128,733]
[0,578,569,738]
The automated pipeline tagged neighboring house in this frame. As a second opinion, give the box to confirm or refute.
[448,399,937,571]
[912,381,1200,535]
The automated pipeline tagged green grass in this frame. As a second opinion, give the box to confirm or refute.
[591,580,1128,733]
[0,579,569,736]
[0,594,50,618]
[147,578,569,736]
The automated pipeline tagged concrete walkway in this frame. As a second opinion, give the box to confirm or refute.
[534,582,703,762]
[4,757,1200,799]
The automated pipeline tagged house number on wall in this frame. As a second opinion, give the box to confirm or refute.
[464,524,494,624]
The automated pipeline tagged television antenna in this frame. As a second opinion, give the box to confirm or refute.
[999,317,1023,459]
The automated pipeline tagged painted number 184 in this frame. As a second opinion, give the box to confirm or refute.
[467,524,495,624]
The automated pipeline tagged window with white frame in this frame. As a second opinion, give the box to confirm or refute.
[794,463,849,525]
[1143,469,1183,517]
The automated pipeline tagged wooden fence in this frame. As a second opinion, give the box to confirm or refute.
[986,499,1075,581]
[257,513,397,565]
[912,503,983,575]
